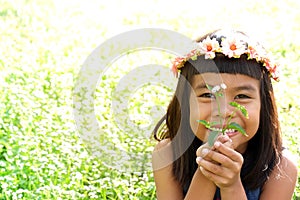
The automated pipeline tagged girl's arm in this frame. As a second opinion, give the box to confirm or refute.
[152,139,184,200]
[152,139,216,200]
[184,168,216,200]
[259,151,298,200]
[153,162,184,200]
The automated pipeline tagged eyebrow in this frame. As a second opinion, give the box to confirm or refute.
[194,83,209,90]
[193,83,258,92]
[233,84,258,92]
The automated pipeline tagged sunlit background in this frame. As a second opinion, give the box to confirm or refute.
[1,0,299,199]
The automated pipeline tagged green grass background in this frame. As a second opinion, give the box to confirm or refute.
[0,0,299,199]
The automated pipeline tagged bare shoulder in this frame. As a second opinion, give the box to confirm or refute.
[260,151,298,199]
[278,150,298,182]
[152,139,183,200]
[154,138,171,150]
[152,138,173,171]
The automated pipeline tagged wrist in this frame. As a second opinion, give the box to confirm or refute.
[184,168,216,199]
[220,180,247,200]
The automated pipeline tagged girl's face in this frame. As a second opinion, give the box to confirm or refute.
[189,73,261,153]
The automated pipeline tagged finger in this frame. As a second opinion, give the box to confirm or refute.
[198,153,241,183]
[198,159,224,176]
[215,135,233,149]
[202,144,242,169]
[196,144,230,166]
[198,159,230,180]
[203,149,234,168]
[214,142,243,164]
[199,166,218,182]
[196,148,213,164]
[199,165,242,188]
[196,146,211,157]
[216,134,232,144]
[223,140,234,149]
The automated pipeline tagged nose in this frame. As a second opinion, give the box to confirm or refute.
[213,96,235,119]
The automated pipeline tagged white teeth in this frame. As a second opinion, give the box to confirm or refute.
[224,129,235,134]
[209,128,236,133]
[209,127,222,132]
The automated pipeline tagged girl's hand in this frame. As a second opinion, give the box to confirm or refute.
[196,136,244,190]
[196,134,233,159]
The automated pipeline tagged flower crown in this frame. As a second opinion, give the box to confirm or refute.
[171,36,280,81]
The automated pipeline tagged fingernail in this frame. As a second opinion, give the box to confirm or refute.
[202,148,209,156]
[224,135,232,142]
[196,157,202,164]
[214,141,221,148]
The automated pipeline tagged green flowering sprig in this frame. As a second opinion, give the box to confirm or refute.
[197,83,249,146]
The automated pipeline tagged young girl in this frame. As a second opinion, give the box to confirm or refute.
[152,29,298,200]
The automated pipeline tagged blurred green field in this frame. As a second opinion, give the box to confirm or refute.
[0,0,299,199]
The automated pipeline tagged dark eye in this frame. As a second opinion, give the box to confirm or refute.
[235,94,250,99]
[199,93,215,98]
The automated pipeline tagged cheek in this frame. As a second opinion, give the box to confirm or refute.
[189,109,199,135]
[190,111,208,142]
[189,97,199,134]
[246,108,261,137]
[189,98,208,141]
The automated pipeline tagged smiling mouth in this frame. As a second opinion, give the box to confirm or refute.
[209,127,238,135]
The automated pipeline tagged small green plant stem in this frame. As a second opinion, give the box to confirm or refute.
[222,109,237,134]
[216,95,224,133]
